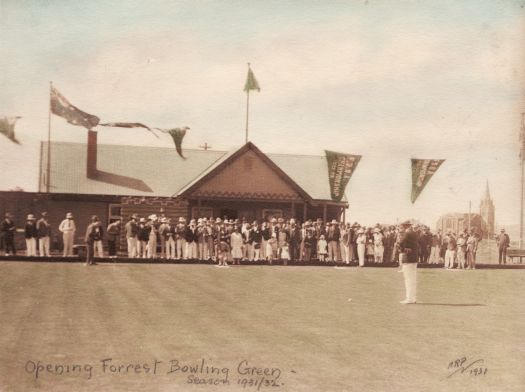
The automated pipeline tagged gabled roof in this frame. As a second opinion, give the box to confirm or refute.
[176,142,312,201]
[40,141,345,201]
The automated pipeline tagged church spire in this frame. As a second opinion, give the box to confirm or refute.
[484,180,491,200]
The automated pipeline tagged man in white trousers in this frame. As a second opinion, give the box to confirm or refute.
[59,212,76,257]
[399,221,419,304]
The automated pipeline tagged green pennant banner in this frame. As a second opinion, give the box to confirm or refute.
[411,158,445,203]
[325,150,361,201]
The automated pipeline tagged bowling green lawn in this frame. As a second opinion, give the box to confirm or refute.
[0,262,524,392]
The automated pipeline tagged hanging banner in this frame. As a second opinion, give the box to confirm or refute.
[411,158,445,203]
[325,150,361,201]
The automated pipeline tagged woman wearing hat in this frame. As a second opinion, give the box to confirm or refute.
[146,216,159,259]
[373,227,384,263]
[59,212,76,257]
[24,214,38,257]
[230,226,243,265]
[317,234,328,262]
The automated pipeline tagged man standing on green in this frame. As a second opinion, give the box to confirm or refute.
[497,228,510,265]
[399,221,419,304]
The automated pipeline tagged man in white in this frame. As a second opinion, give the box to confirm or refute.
[340,223,352,264]
[399,221,419,304]
[356,228,366,267]
[444,231,457,269]
[125,214,138,258]
[59,212,76,257]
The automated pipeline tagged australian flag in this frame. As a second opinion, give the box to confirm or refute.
[50,86,100,130]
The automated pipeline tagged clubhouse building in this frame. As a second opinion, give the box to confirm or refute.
[1,140,348,250]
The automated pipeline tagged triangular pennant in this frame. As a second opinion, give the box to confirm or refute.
[0,116,21,144]
[411,159,445,203]
[325,150,362,201]
[244,66,260,92]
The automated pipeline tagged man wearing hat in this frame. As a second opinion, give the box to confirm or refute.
[1,213,17,256]
[163,218,176,260]
[185,219,198,259]
[125,214,139,258]
[249,221,263,261]
[326,220,340,262]
[444,231,456,269]
[175,217,187,259]
[137,217,150,258]
[24,214,38,257]
[59,212,76,257]
[496,228,510,264]
[85,215,103,265]
[37,212,52,257]
[196,219,207,261]
[158,217,169,259]
[204,219,214,260]
[287,220,300,262]
[106,217,121,258]
[399,221,419,304]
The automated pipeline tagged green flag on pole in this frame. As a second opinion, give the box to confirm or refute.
[244,66,260,92]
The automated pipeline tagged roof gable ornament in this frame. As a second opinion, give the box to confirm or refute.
[176,142,312,201]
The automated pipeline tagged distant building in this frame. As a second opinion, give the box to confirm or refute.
[436,213,486,236]
[479,181,495,238]
[436,181,495,238]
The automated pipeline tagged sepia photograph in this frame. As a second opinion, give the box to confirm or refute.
[0,1,524,391]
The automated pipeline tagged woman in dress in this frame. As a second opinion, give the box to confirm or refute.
[373,228,384,263]
[230,227,243,265]
[317,235,328,262]
[356,229,367,267]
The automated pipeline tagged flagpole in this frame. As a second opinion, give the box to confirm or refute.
[46,81,52,193]
[520,112,525,248]
[245,90,250,144]
[468,200,471,231]
[245,63,251,144]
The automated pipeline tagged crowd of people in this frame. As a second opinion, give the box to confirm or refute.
[0,211,513,266]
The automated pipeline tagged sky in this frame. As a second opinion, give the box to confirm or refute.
[1,0,524,228]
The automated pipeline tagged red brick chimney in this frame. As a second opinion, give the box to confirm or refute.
[87,130,98,178]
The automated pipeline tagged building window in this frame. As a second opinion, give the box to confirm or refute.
[192,207,213,219]
[108,204,122,223]
[262,209,282,221]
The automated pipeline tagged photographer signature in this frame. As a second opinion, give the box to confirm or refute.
[445,356,488,379]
